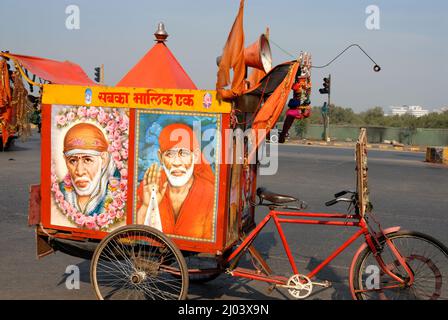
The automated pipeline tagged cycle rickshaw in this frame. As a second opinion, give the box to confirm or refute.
[1,11,439,299]
[24,53,448,300]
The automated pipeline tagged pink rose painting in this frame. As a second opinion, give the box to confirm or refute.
[51,106,129,231]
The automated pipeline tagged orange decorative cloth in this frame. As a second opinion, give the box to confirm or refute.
[0,60,11,108]
[216,0,246,100]
[0,60,12,147]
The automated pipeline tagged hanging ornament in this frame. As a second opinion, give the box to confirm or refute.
[279,54,312,143]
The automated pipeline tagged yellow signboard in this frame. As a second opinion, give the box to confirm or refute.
[42,84,231,113]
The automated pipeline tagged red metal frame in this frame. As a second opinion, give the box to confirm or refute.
[225,209,411,288]
[35,98,414,295]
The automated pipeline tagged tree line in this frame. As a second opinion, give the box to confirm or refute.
[289,106,448,130]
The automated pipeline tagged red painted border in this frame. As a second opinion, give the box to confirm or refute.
[40,104,51,230]
[41,106,232,254]
[40,105,134,240]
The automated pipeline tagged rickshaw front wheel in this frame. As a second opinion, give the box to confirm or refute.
[350,230,448,300]
[90,225,189,300]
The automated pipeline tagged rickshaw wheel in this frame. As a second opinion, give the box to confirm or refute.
[90,225,189,300]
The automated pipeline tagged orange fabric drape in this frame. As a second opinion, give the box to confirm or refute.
[248,61,300,161]
[6,54,95,86]
[0,59,12,146]
[0,60,11,108]
[216,0,246,100]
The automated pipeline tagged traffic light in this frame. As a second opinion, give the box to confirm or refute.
[94,66,101,83]
[319,76,331,94]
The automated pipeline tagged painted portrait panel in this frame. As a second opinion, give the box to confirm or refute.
[50,105,129,232]
[134,110,220,242]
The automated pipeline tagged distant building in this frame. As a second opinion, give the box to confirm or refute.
[435,106,448,114]
[390,105,429,118]
[390,106,408,116]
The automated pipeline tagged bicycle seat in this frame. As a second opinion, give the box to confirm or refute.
[256,187,299,204]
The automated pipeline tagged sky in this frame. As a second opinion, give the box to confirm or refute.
[0,0,447,112]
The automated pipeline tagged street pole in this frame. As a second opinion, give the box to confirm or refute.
[100,64,104,85]
[326,74,331,142]
[319,74,331,142]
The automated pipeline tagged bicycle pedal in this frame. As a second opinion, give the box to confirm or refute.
[266,284,277,294]
[312,280,332,288]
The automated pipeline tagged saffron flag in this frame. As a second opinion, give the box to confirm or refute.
[216,0,246,100]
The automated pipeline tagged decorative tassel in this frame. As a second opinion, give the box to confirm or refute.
[0,59,11,108]
[11,71,33,142]
[0,59,12,147]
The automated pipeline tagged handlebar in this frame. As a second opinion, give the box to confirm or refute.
[326,190,357,207]
[334,190,355,198]
[325,199,338,206]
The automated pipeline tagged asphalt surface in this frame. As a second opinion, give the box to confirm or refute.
[0,134,447,300]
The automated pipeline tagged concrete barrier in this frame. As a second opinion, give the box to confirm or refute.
[425,146,448,164]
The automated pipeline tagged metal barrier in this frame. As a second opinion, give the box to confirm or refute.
[288,124,448,147]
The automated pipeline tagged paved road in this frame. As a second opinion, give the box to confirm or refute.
[1,135,447,300]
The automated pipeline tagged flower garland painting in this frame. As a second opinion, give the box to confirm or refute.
[50,106,129,231]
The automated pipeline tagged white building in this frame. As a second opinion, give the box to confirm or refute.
[390,106,408,116]
[435,106,448,114]
[390,105,429,118]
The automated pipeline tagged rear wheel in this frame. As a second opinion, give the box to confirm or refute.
[351,230,448,300]
[91,225,189,300]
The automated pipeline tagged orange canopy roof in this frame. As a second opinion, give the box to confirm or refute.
[5,53,95,86]
[117,42,197,89]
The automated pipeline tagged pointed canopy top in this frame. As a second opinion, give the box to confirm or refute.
[117,23,197,89]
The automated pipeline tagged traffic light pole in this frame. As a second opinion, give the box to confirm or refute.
[100,64,104,85]
[327,74,331,142]
[94,65,105,84]
[323,74,331,142]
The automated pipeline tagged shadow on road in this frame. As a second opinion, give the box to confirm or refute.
[305,257,352,300]
[57,259,91,287]
[188,231,292,300]
[58,230,352,300]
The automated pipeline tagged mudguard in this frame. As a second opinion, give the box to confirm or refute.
[348,227,402,299]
